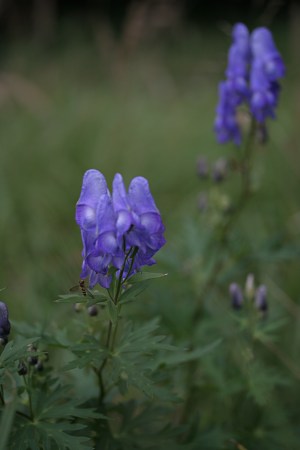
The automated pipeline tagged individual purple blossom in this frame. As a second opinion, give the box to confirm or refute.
[250,28,285,123]
[214,23,251,145]
[0,301,10,345]
[76,170,166,289]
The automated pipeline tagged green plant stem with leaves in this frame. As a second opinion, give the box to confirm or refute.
[180,120,257,433]
[96,246,138,402]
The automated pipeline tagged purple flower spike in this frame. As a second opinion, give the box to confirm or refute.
[76,170,166,289]
[0,302,10,344]
[214,23,285,144]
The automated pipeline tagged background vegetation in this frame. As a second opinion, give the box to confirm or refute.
[0,2,300,448]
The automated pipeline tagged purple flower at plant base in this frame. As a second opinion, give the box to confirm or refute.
[229,283,243,309]
[76,170,166,289]
[0,301,11,345]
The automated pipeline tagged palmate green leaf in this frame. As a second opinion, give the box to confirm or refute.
[10,421,93,450]
[55,292,108,305]
[0,397,17,450]
[119,272,167,305]
[128,272,168,284]
[63,336,107,371]
[159,338,223,366]
[109,319,176,398]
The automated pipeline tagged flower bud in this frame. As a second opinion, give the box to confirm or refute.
[229,283,243,309]
[255,285,268,312]
[35,361,44,372]
[196,157,209,178]
[87,305,98,317]
[245,273,255,300]
[212,158,228,183]
[28,355,38,366]
[18,361,28,376]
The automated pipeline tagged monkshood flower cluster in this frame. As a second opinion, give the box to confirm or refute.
[214,23,285,145]
[76,170,166,289]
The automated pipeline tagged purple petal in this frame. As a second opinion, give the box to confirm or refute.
[76,170,108,231]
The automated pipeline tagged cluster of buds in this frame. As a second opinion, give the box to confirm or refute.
[18,344,48,376]
[197,157,228,183]
[73,302,99,317]
[229,274,268,314]
[196,156,231,215]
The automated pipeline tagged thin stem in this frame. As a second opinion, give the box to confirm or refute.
[180,120,257,433]
[97,246,137,402]
[23,373,34,421]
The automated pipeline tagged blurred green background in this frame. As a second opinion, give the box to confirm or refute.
[0,0,299,325]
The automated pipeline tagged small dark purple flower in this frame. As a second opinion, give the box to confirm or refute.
[255,285,268,312]
[0,302,10,345]
[76,170,166,289]
[229,283,243,309]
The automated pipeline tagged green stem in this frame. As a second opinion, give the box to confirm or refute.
[23,373,34,421]
[97,246,137,402]
[180,120,257,434]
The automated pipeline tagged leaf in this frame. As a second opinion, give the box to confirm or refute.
[0,397,17,450]
[128,272,168,284]
[107,298,118,324]
[160,339,223,366]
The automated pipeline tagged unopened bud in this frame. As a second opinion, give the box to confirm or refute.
[245,273,255,300]
[87,305,98,317]
[28,356,38,366]
[196,157,209,178]
[35,361,44,372]
[229,283,243,309]
[255,285,268,312]
[212,158,228,183]
[18,361,28,376]
[73,302,82,313]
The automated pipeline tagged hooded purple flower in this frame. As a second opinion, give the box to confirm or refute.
[214,23,250,145]
[76,170,166,289]
[250,28,285,123]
